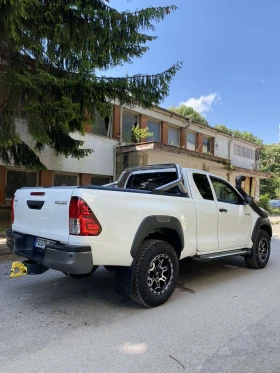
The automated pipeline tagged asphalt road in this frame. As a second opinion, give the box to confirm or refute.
[1,234,280,373]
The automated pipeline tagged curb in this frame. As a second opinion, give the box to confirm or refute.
[0,238,10,255]
[0,245,10,256]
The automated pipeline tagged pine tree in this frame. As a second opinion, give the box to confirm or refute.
[0,0,181,169]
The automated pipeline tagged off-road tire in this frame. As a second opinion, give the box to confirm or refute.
[245,229,270,269]
[131,239,179,308]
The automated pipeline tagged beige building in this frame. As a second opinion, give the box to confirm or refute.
[0,103,269,207]
[114,104,268,200]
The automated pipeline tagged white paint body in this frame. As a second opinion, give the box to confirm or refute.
[13,168,260,267]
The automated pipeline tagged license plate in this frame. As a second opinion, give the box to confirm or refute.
[34,237,55,249]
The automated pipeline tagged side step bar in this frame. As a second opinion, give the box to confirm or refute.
[197,249,251,260]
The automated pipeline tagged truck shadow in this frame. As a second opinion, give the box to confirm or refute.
[3,254,263,312]
[176,255,248,294]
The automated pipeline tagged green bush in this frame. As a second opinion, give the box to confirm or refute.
[258,194,272,214]
[131,125,153,143]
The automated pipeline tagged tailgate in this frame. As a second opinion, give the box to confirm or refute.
[13,187,76,243]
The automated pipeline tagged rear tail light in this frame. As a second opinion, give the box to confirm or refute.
[69,197,102,236]
[11,196,15,224]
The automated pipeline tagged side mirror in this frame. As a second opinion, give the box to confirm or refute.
[236,175,246,189]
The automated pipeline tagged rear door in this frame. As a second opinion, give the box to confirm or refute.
[209,176,252,250]
[187,171,219,252]
[13,187,75,243]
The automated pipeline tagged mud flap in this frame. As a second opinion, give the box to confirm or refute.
[114,261,135,297]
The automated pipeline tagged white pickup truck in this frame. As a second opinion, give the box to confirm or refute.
[7,164,272,307]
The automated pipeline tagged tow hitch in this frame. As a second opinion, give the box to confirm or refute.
[10,262,27,278]
[10,260,49,278]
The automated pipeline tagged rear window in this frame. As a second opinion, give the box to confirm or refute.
[125,172,182,195]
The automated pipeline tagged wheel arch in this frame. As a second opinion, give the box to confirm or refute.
[252,217,272,242]
[130,216,184,259]
[259,224,272,238]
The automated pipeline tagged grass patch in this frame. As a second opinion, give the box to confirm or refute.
[270,208,280,216]
[0,221,10,238]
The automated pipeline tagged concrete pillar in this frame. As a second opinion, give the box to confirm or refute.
[197,133,203,153]
[180,128,186,148]
[139,114,148,142]
[161,122,168,145]
[210,137,215,155]
[112,105,121,139]
[39,170,53,187]
[80,174,91,185]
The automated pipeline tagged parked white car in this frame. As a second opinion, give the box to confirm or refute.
[7,164,272,307]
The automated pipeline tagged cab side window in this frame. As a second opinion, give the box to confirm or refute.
[210,176,243,205]
[193,173,214,200]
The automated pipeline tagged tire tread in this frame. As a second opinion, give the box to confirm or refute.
[245,229,270,269]
[131,239,178,307]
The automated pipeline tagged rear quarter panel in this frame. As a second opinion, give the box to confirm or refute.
[71,189,197,266]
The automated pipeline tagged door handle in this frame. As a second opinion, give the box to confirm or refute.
[219,208,228,213]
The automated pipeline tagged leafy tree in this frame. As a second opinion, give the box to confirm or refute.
[215,125,263,145]
[258,194,273,213]
[0,1,181,169]
[260,143,280,198]
[169,105,208,125]
[215,124,232,135]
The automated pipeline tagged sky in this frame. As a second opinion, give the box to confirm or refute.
[105,0,280,144]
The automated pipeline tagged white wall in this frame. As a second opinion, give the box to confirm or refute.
[214,134,230,159]
[0,119,118,176]
[39,132,118,176]
[230,139,256,170]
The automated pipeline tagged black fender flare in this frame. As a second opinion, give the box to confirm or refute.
[252,217,272,242]
[130,215,184,258]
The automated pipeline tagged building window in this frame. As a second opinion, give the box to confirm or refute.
[203,136,211,153]
[234,144,255,160]
[186,132,196,151]
[123,111,138,143]
[91,176,111,185]
[147,119,160,142]
[90,111,110,137]
[168,126,180,147]
[53,174,78,186]
[6,170,37,199]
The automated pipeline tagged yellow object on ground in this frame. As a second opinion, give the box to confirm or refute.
[10,261,27,278]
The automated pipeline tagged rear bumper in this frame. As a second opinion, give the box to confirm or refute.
[6,229,93,275]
